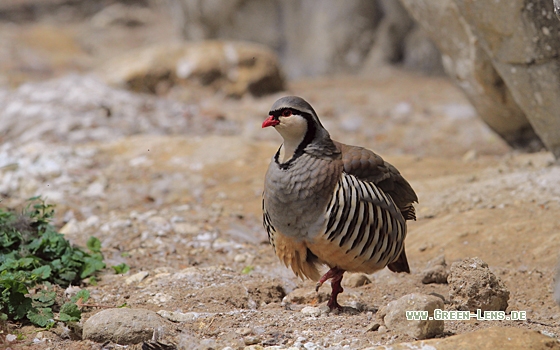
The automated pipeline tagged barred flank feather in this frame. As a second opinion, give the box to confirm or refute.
[322,173,406,269]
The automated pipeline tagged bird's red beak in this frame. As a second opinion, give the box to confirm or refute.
[262,115,280,128]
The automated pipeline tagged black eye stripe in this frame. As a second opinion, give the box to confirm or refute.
[269,108,312,120]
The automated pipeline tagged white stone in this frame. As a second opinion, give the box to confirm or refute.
[301,306,321,317]
[157,310,202,322]
[125,271,149,284]
[85,181,106,197]
[84,308,170,344]
[343,273,371,287]
[381,293,444,339]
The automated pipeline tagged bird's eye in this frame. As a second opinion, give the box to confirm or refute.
[282,109,292,117]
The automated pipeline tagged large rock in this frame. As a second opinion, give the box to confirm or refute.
[366,327,560,350]
[379,293,444,340]
[83,308,173,345]
[96,41,285,98]
[399,0,560,158]
[448,257,509,312]
[456,0,560,158]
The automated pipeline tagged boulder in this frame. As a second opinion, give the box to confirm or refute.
[96,41,285,98]
[399,0,560,158]
[448,257,509,312]
[456,0,560,158]
[379,293,444,340]
[83,308,173,345]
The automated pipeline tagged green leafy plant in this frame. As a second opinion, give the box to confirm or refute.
[241,265,254,274]
[111,263,130,274]
[0,197,105,327]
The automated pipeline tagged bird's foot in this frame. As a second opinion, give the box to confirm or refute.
[327,298,342,311]
[316,267,345,310]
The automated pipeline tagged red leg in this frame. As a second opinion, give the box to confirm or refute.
[316,267,345,310]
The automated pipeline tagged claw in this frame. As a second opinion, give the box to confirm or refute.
[317,267,346,310]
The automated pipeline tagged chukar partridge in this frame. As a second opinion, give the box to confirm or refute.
[262,96,418,310]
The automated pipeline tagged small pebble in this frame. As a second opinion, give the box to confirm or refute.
[173,222,199,235]
[343,273,371,287]
[244,336,261,345]
[301,306,321,317]
[304,341,322,350]
[236,327,252,336]
[364,322,380,332]
[157,310,201,322]
[125,271,149,284]
[422,265,449,284]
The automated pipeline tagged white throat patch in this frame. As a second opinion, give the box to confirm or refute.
[275,115,308,163]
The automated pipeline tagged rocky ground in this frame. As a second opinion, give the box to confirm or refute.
[0,3,559,350]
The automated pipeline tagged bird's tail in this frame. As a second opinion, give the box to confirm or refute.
[387,247,410,273]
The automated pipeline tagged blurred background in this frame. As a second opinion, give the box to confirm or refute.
[1,0,559,158]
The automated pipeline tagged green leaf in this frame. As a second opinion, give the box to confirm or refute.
[58,302,81,322]
[86,237,101,253]
[31,265,52,280]
[27,195,41,201]
[0,280,31,320]
[27,307,55,327]
[31,289,56,307]
[58,271,78,284]
[14,297,33,320]
[111,263,130,275]
[70,289,90,304]
[80,257,105,278]
[241,266,254,274]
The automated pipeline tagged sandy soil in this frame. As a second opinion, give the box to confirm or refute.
[1,4,559,349]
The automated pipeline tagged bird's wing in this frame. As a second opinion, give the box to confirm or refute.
[334,141,418,220]
[309,172,407,273]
